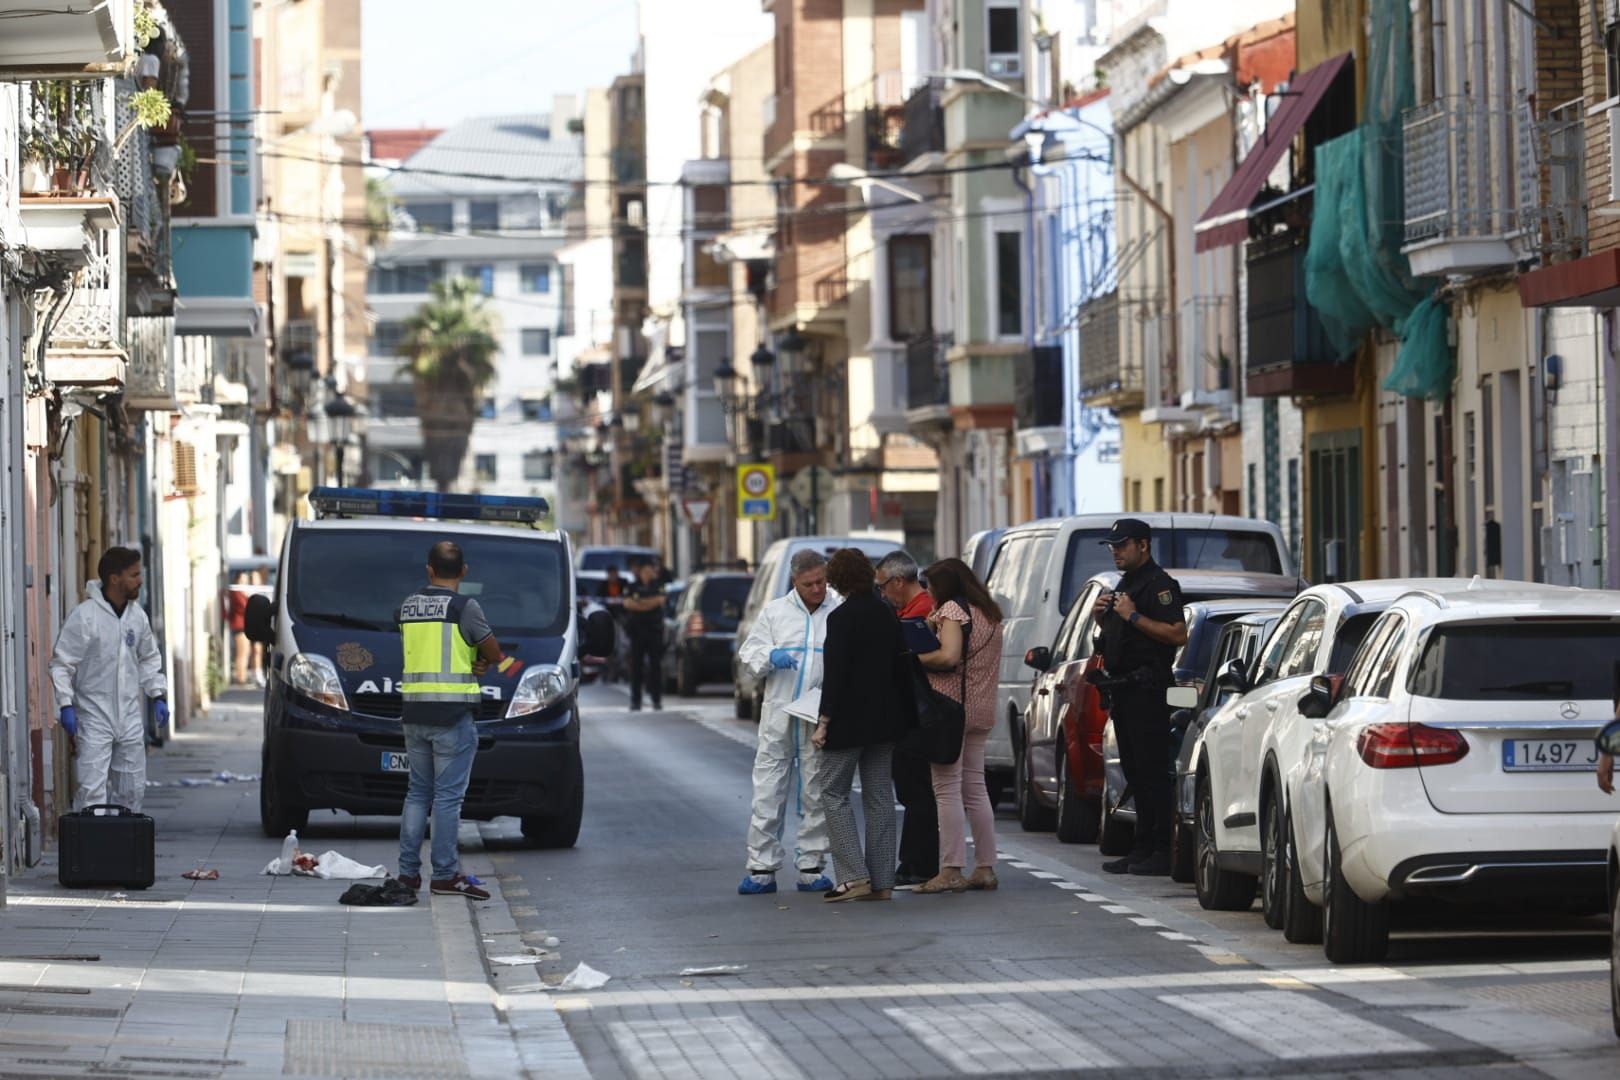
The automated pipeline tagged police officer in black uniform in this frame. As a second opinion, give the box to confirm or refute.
[1092,519,1187,876]
[622,559,667,711]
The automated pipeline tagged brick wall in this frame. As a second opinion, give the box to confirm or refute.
[1577,0,1620,252]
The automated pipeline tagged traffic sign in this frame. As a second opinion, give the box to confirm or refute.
[736,463,775,521]
[682,498,712,527]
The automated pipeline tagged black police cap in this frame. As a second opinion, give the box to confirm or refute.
[1099,518,1153,545]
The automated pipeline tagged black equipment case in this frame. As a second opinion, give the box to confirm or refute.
[58,804,155,889]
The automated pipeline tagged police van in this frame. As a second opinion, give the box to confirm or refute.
[244,488,614,847]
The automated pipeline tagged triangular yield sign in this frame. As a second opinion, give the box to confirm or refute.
[682,498,712,527]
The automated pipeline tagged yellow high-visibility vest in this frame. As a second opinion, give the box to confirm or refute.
[399,591,479,704]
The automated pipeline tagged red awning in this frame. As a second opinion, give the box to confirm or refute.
[1193,51,1352,253]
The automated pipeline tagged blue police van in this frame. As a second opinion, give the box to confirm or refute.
[244,488,614,847]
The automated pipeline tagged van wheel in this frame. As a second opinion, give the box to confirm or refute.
[522,754,584,849]
[1015,743,1054,832]
[1282,806,1324,944]
[1322,807,1388,963]
[1169,820,1195,883]
[1055,748,1099,844]
[1195,773,1255,911]
[259,752,308,839]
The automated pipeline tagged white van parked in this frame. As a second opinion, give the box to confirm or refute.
[982,514,1294,798]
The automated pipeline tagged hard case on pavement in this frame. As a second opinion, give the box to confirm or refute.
[57,804,155,889]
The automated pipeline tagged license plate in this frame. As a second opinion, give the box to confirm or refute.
[1501,739,1599,772]
[381,751,411,773]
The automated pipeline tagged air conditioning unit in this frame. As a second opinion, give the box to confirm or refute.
[987,55,1022,79]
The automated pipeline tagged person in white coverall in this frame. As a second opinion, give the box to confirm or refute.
[49,547,168,813]
[735,549,841,894]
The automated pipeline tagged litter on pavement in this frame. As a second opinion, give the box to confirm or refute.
[145,771,259,788]
[262,850,387,879]
[338,879,418,906]
[490,954,544,966]
[679,964,747,976]
[180,868,219,880]
[552,962,610,990]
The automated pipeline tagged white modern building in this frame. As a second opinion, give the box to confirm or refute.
[364,111,581,513]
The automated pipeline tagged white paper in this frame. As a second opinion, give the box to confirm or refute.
[679,964,747,976]
[781,687,821,724]
[491,954,544,966]
[311,851,388,880]
[554,962,611,990]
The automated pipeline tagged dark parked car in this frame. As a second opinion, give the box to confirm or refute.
[1018,570,1299,844]
[1099,598,1292,856]
[664,571,753,696]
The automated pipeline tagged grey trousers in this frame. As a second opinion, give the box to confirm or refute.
[819,741,897,891]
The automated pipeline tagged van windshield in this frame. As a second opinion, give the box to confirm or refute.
[579,548,653,572]
[1059,527,1284,613]
[290,529,569,638]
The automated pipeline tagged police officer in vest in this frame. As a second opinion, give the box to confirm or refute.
[396,540,511,900]
[1092,519,1187,876]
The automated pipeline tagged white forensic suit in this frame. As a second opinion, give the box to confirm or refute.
[736,587,842,872]
[49,581,166,812]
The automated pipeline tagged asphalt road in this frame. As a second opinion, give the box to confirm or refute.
[484,682,1620,1080]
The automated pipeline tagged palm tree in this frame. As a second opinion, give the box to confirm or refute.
[398,277,500,491]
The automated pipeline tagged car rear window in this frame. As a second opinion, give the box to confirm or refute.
[1166,529,1283,574]
[1410,622,1620,700]
[700,578,752,620]
[1326,612,1380,675]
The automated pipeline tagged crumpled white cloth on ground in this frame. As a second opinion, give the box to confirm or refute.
[261,850,388,879]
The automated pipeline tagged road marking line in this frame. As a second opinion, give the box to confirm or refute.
[1160,990,1427,1060]
[1028,871,1061,879]
[1101,905,1138,915]
[687,712,757,748]
[1049,880,1084,890]
[1006,861,1035,869]
[1158,932,1198,942]
[1074,894,1109,903]
[886,1002,1121,1073]
[1129,917,1167,928]
[607,1014,804,1080]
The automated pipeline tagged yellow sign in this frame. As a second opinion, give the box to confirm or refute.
[736,463,776,521]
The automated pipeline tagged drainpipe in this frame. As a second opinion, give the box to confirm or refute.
[1010,159,1044,518]
[1117,166,1177,401]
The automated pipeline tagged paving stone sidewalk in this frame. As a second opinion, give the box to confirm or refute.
[0,691,566,1079]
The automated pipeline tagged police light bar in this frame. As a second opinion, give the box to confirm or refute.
[309,487,549,525]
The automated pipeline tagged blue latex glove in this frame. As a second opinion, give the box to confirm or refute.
[769,647,800,671]
[153,699,170,728]
[59,706,78,736]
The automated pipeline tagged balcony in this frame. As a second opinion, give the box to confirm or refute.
[897,78,946,169]
[45,227,126,390]
[1015,346,1063,431]
[904,333,950,428]
[1401,97,1521,276]
[1077,292,1141,408]
[1245,231,1353,398]
[863,71,913,171]
[0,0,133,77]
[124,315,178,410]
[1176,295,1237,420]
[1516,100,1585,264]
[113,78,171,294]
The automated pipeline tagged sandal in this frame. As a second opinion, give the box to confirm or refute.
[916,874,969,894]
[824,880,872,903]
[965,869,998,891]
[855,888,892,901]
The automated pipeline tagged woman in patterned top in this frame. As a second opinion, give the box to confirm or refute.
[915,557,1005,893]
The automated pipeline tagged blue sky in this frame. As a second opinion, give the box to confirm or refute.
[362,0,641,129]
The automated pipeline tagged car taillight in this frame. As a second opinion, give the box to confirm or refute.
[1355,723,1470,769]
[686,612,707,635]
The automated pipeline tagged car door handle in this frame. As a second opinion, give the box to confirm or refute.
[1235,707,1249,719]
[1037,688,1050,696]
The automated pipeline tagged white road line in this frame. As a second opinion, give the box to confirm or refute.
[1158,932,1198,942]
[608,1015,805,1080]
[1049,880,1084,890]
[1027,871,1061,880]
[885,1002,1121,1073]
[1006,861,1035,869]
[1160,990,1427,1060]
[1129,917,1167,928]
[1101,905,1138,915]
[1074,894,1109,903]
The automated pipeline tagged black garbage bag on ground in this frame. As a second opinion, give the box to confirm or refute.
[338,878,418,906]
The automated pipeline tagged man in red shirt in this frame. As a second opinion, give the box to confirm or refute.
[876,551,938,885]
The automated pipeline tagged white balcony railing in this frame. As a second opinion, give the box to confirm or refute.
[1402,97,1521,247]
[125,315,178,410]
[52,229,124,351]
[1177,294,1236,405]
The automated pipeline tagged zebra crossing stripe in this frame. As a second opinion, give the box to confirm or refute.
[886,1002,1122,1073]
[608,1014,805,1080]
[1159,990,1427,1060]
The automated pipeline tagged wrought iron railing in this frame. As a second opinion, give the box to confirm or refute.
[113,77,170,280]
[124,314,176,407]
[1078,291,1136,400]
[1515,99,1585,260]
[898,78,946,165]
[1402,97,1520,244]
[52,228,123,351]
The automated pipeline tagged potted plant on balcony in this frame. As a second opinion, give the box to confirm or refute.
[20,128,52,195]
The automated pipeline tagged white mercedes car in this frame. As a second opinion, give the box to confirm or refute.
[1294,583,1620,963]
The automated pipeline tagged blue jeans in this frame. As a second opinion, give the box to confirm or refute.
[398,714,477,880]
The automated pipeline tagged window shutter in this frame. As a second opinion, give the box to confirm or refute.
[173,441,199,494]
[1610,106,1620,203]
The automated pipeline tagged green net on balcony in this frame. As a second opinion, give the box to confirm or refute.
[1303,0,1450,398]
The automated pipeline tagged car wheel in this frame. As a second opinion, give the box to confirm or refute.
[1322,806,1389,963]
[1282,805,1324,944]
[677,656,699,698]
[1195,772,1256,911]
[1169,820,1195,883]
[522,753,584,849]
[1610,875,1620,1039]
[1016,741,1055,832]
[1055,747,1099,844]
[984,771,1009,808]
[1098,785,1134,856]
[259,751,308,839]
[733,683,751,719]
[1261,791,1287,930]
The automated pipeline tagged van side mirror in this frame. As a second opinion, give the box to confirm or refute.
[1024,646,1051,672]
[1166,685,1198,710]
[1215,658,1248,694]
[244,594,274,645]
[1595,718,1620,756]
[1298,673,1343,719]
[583,609,617,658]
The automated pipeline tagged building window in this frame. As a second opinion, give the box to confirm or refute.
[1153,477,1165,513]
[467,200,499,231]
[994,230,1021,338]
[1248,463,1258,519]
[692,184,728,230]
[520,397,552,421]
[523,450,554,480]
[465,264,494,295]
[369,261,443,294]
[479,396,497,420]
[370,322,405,357]
[475,454,498,483]
[520,263,551,293]
[371,384,415,419]
[406,201,453,232]
[986,1,1021,77]
[521,328,552,355]
[888,234,931,341]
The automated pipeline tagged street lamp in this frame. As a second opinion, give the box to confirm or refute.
[322,381,358,485]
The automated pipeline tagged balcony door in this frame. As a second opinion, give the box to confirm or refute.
[1308,430,1361,583]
